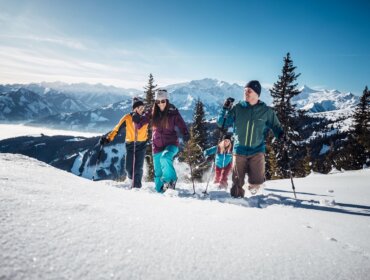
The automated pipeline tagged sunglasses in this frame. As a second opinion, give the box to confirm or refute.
[155,99,167,104]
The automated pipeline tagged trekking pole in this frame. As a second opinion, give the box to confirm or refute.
[131,125,138,189]
[92,144,104,181]
[203,160,215,195]
[284,139,297,199]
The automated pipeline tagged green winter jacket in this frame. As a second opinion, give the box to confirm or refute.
[217,101,283,156]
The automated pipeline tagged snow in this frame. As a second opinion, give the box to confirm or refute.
[1,153,370,279]
[0,124,99,140]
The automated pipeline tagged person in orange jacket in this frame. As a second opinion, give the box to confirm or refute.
[100,97,148,188]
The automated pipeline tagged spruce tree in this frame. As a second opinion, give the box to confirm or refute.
[183,99,208,180]
[341,85,370,169]
[143,73,157,181]
[269,52,304,178]
[353,86,370,151]
[191,98,208,150]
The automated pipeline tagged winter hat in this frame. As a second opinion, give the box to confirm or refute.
[222,134,232,141]
[132,97,144,110]
[245,80,262,96]
[155,89,169,101]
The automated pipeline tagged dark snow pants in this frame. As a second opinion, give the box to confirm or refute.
[125,141,147,188]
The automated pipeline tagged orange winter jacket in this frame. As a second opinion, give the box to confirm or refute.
[106,113,148,143]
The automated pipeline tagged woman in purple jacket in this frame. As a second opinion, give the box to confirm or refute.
[152,89,189,192]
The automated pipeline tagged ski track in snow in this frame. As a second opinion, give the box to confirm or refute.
[1,153,370,280]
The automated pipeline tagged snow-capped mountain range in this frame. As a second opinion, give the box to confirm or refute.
[0,79,359,131]
[293,85,359,113]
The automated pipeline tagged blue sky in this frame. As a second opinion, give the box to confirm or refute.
[0,0,369,94]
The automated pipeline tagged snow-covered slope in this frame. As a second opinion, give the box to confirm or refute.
[1,153,369,279]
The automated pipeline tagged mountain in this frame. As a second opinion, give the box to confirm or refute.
[0,88,57,121]
[37,81,141,108]
[293,85,359,113]
[0,80,360,131]
[164,78,272,120]
[0,82,142,111]
[29,99,133,132]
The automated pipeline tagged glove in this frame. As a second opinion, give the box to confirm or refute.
[100,136,110,146]
[132,112,141,124]
[223,97,235,109]
[183,134,190,142]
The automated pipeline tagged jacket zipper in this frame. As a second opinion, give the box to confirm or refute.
[244,121,250,146]
[249,121,254,147]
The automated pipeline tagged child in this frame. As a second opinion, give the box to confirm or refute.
[203,134,233,189]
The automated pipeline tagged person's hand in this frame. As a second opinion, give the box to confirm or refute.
[100,136,110,145]
[223,97,235,109]
[132,112,141,124]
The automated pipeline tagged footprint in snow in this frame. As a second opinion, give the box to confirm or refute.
[327,237,338,242]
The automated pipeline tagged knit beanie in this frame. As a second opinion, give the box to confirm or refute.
[132,97,144,110]
[245,80,262,96]
[155,89,169,100]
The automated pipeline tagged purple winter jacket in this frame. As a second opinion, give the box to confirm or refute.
[152,105,189,154]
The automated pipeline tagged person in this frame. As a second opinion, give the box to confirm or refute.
[218,80,284,198]
[203,134,233,189]
[151,89,190,192]
[100,97,148,188]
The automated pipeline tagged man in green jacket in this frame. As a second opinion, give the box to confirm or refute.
[217,80,284,198]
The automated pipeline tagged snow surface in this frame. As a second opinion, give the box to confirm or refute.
[1,153,370,280]
[0,124,99,140]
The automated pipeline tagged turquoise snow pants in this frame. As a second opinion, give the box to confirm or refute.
[153,145,179,192]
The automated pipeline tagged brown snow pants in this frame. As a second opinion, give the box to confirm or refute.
[230,153,265,198]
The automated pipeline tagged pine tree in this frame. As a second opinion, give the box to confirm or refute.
[143,74,157,181]
[340,85,370,169]
[191,98,208,150]
[353,86,370,151]
[183,99,208,180]
[269,52,304,178]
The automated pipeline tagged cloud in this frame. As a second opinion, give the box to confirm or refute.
[0,34,87,50]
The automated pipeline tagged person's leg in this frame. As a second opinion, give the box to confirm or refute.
[214,166,221,184]
[125,142,134,180]
[247,153,265,194]
[160,145,179,184]
[133,142,147,188]
[220,163,232,188]
[231,154,247,198]
[153,151,164,192]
